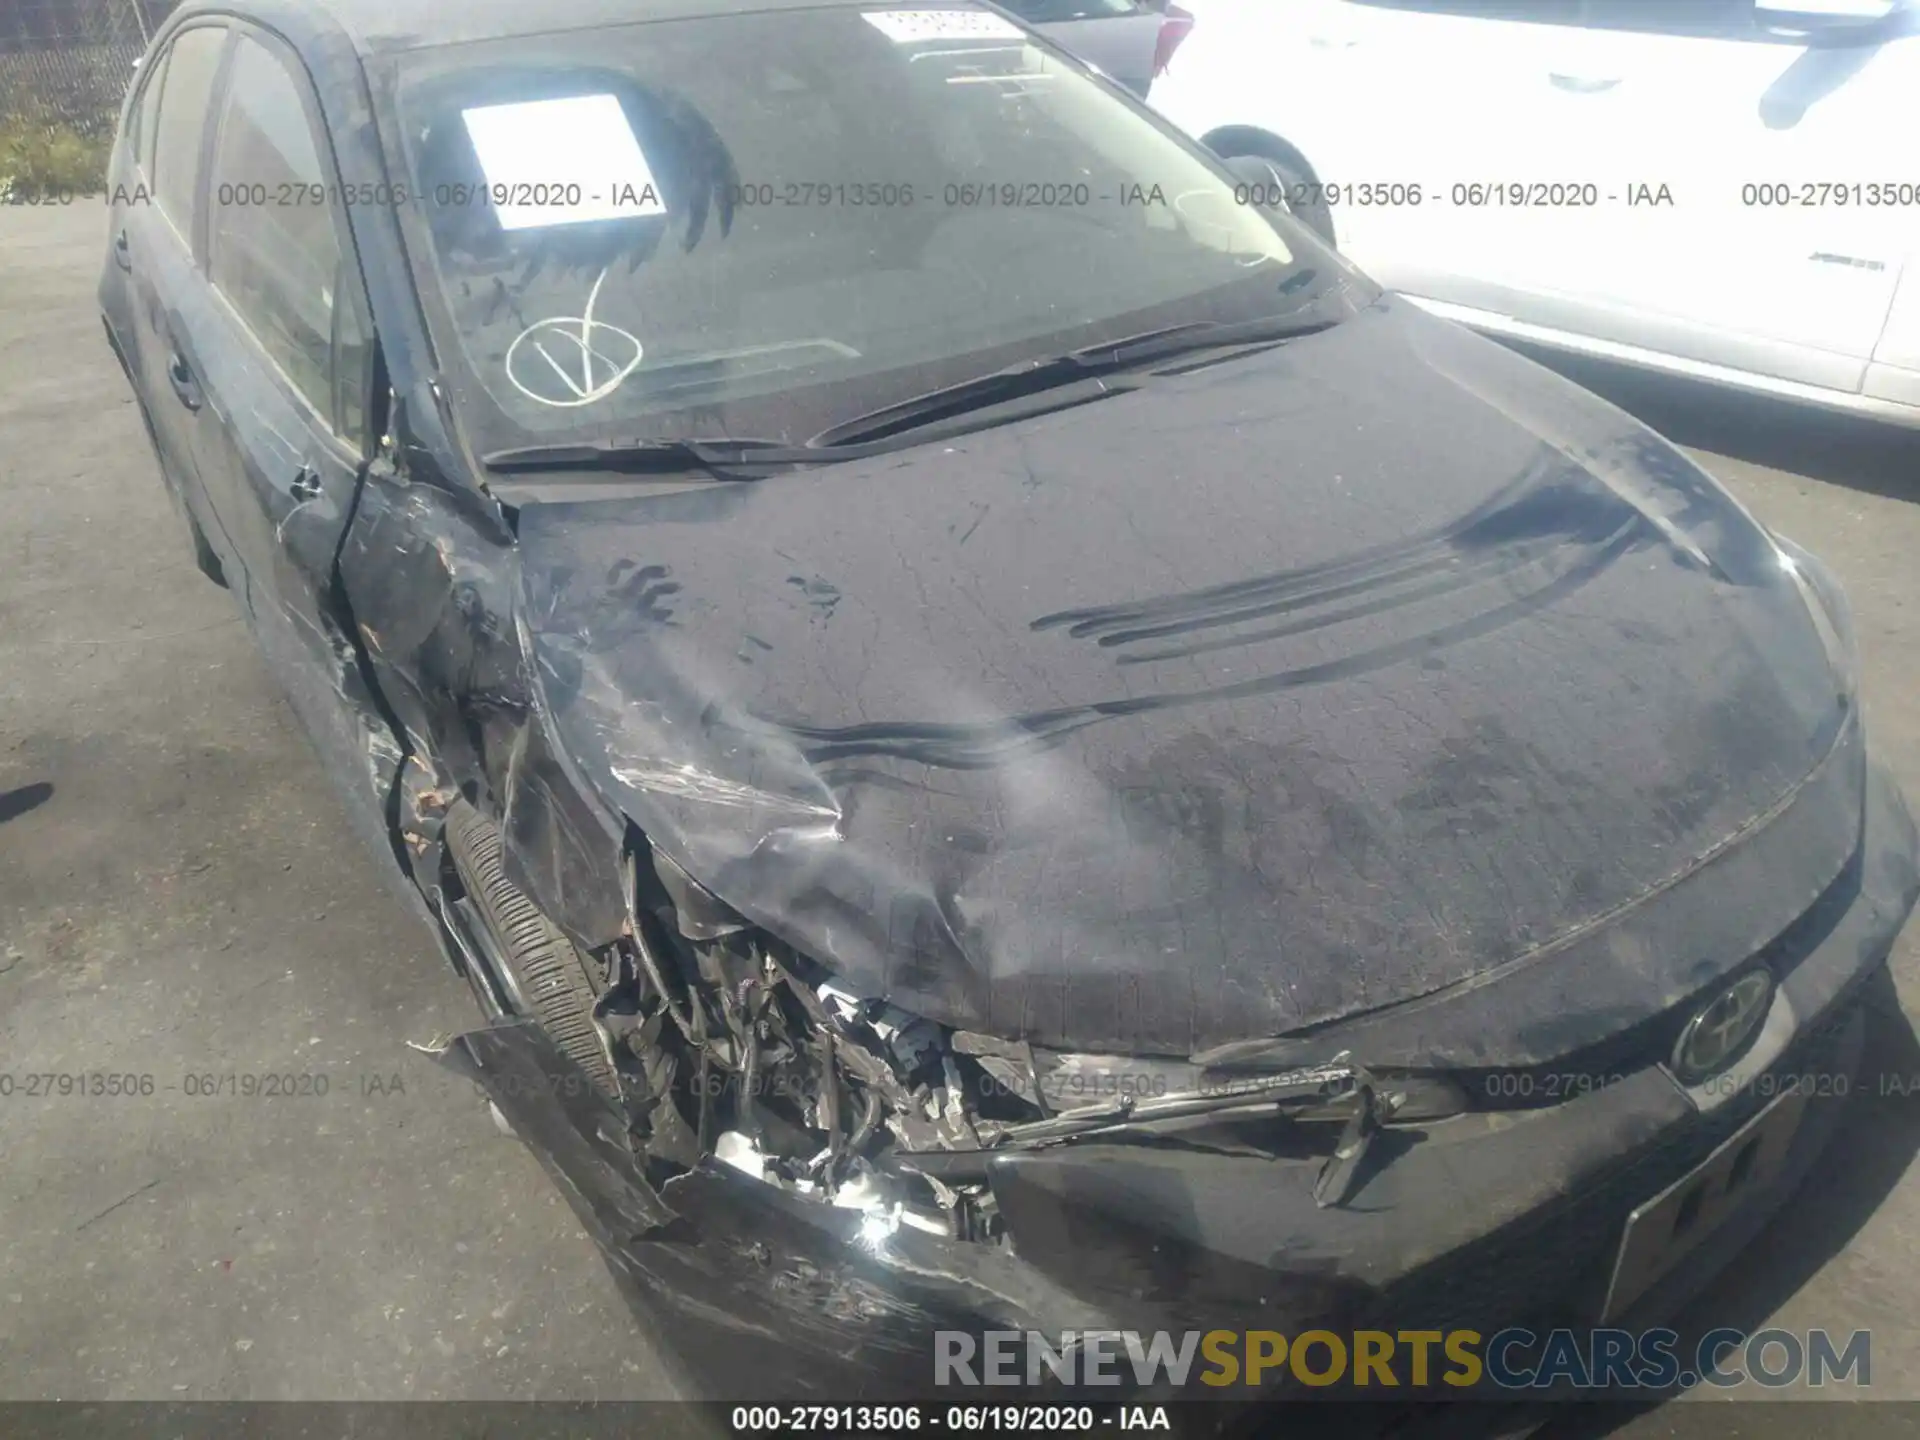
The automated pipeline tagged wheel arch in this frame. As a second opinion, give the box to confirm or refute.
[1201,124,1319,175]
[1200,125,1337,249]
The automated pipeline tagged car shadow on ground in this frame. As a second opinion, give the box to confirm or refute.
[1534,967,1920,1440]
[0,780,53,824]
[1505,344,1920,506]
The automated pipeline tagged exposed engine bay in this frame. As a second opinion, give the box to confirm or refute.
[576,835,1448,1241]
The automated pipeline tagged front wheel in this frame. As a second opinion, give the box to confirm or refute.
[443,799,620,1096]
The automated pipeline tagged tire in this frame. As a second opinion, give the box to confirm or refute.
[1217,142,1336,250]
[444,799,619,1096]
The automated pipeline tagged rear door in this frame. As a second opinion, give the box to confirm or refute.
[165,25,395,851]
[109,21,233,550]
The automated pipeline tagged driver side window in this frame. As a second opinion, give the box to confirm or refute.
[206,32,371,441]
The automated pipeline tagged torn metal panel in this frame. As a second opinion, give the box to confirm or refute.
[511,300,1857,1061]
[425,755,1914,1387]
[653,851,749,941]
[434,1019,680,1235]
[500,706,631,950]
[425,951,1878,1396]
[434,1018,1140,1401]
[337,457,633,953]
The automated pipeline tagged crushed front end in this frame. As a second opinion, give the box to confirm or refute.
[435,749,1917,1408]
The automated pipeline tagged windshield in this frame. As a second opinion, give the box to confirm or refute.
[378,2,1370,453]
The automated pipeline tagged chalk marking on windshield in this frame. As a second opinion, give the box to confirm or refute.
[506,266,646,408]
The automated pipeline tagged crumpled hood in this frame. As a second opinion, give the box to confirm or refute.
[512,299,1854,1061]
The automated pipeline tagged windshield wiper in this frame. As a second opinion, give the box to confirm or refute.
[481,436,862,477]
[808,361,1144,450]
[482,312,1346,474]
[809,311,1342,449]
[1067,310,1342,368]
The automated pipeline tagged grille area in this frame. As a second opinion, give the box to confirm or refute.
[1224,993,1866,1437]
[1368,995,1862,1339]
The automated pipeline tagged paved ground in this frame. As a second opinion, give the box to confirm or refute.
[3,201,1919,1428]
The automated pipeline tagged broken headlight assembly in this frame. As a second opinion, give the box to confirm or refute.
[592,839,1474,1238]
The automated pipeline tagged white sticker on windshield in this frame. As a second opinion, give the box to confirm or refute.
[461,94,668,231]
[862,10,1025,43]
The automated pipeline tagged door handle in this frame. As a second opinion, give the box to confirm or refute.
[290,465,323,502]
[1549,73,1623,93]
[166,351,202,411]
[112,228,132,272]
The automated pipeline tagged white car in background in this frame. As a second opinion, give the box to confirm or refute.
[1151,0,1920,425]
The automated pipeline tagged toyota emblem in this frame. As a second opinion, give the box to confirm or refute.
[1671,969,1776,1085]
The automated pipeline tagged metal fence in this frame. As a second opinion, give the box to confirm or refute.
[0,0,178,136]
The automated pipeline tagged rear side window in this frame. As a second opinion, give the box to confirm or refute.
[208,35,348,423]
[151,26,228,233]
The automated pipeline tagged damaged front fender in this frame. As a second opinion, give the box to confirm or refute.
[431,1017,1136,1400]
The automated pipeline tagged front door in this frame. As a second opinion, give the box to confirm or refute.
[163,25,397,867]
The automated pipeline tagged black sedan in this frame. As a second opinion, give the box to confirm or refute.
[100,0,1919,1411]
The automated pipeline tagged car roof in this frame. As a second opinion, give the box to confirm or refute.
[172,0,893,55]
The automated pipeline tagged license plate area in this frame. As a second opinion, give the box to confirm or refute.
[1601,1088,1810,1323]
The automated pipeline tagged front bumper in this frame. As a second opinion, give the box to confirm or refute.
[441,755,1918,1405]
